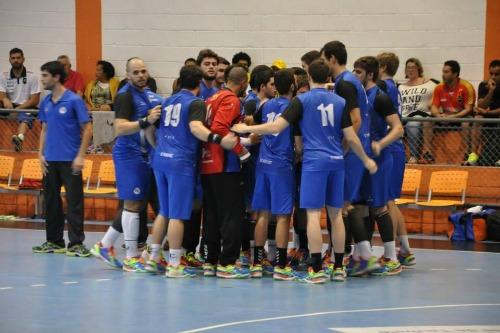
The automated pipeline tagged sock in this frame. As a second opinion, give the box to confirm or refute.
[169,249,182,267]
[334,252,344,269]
[253,246,264,265]
[398,235,411,254]
[311,253,322,272]
[276,247,287,268]
[352,244,360,261]
[267,240,276,262]
[18,133,24,141]
[383,241,397,261]
[101,227,121,248]
[357,241,373,260]
[297,230,308,250]
[122,210,139,259]
[150,244,161,261]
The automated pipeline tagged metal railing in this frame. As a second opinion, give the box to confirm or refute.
[1,109,499,166]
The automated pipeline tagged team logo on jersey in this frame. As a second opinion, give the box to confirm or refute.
[133,187,141,195]
[59,107,67,114]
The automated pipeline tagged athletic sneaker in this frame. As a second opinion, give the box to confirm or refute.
[216,265,250,279]
[122,257,148,273]
[323,262,334,277]
[145,257,168,273]
[371,257,402,276]
[32,241,66,254]
[166,265,197,278]
[262,259,274,275]
[66,244,91,257]
[347,256,380,277]
[90,243,122,268]
[203,263,216,277]
[121,242,147,252]
[12,135,23,152]
[331,267,347,282]
[273,266,296,281]
[250,264,263,278]
[238,250,251,267]
[464,152,479,166]
[297,267,328,284]
[182,252,203,269]
[343,254,351,267]
[398,252,416,267]
[288,248,309,268]
[322,251,331,268]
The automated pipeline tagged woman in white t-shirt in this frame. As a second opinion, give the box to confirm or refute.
[399,58,437,163]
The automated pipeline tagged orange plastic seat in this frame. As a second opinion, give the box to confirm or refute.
[61,159,93,193]
[416,170,468,207]
[84,160,117,195]
[0,155,15,189]
[395,168,422,205]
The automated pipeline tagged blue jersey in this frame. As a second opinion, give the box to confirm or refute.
[199,80,219,101]
[113,83,163,160]
[383,78,404,152]
[335,71,371,152]
[258,97,294,173]
[293,88,349,172]
[38,90,90,161]
[153,90,204,176]
[366,85,391,143]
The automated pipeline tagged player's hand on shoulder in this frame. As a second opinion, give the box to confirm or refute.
[147,105,162,124]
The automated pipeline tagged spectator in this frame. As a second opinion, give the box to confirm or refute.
[84,60,119,111]
[0,48,41,152]
[300,50,321,73]
[57,55,84,97]
[215,56,230,89]
[431,60,476,165]
[398,58,437,163]
[470,59,500,166]
[32,61,92,256]
[232,52,252,69]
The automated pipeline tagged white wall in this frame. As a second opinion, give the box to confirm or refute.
[0,0,76,76]
[103,0,486,96]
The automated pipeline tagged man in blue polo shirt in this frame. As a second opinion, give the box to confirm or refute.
[32,61,93,257]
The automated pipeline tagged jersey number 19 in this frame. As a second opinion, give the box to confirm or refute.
[164,103,181,127]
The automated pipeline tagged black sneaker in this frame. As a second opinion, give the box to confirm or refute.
[66,244,92,257]
[32,241,66,254]
[12,135,23,152]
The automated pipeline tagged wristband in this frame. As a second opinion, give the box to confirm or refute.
[139,117,150,129]
[208,133,222,144]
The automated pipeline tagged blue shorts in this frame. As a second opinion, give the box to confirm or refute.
[114,156,151,201]
[344,152,365,203]
[155,170,195,220]
[388,149,405,200]
[360,150,393,208]
[252,169,295,215]
[301,169,344,209]
[18,112,34,128]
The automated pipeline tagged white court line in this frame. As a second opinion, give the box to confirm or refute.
[178,303,500,333]
[63,281,78,285]
[30,284,46,287]
[465,268,482,271]
[430,268,448,271]
[96,278,112,282]
[0,287,13,290]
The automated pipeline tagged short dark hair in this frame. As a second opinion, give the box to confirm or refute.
[196,49,218,66]
[184,57,196,65]
[489,59,500,69]
[218,56,230,66]
[178,65,203,90]
[444,60,460,76]
[224,64,248,84]
[97,60,115,79]
[377,52,399,77]
[354,56,379,81]
[308,60,331,84]
[274,69,295,95]
[296,75,310,91]
[292,67,307,76]
[300,50,321,66]
[9,48,23,57]
[253,67,274,92]
[249,65,272,90]
[41,61,66,84]
[321,41,347,66]
[232,52,252,67]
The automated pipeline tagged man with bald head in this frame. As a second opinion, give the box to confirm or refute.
[90,57,163,272]
[200,64,251,278]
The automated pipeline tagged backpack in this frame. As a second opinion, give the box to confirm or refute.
[486,210,500,241]
[448,209,495,241]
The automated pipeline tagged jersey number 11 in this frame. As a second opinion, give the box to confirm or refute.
[318,103,334,127]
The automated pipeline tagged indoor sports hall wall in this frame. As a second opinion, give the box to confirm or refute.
[0,0,496,96]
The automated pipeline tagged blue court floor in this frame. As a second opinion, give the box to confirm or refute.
[1,229,500,333]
